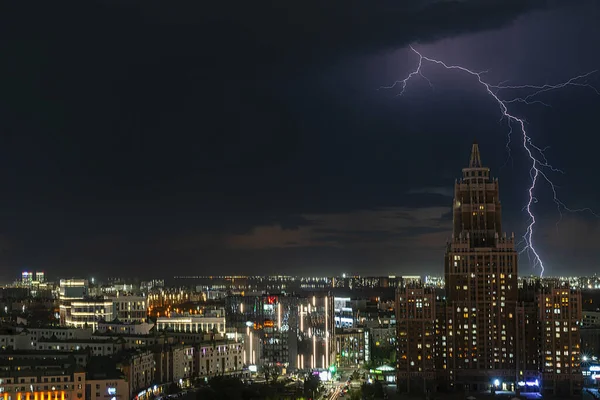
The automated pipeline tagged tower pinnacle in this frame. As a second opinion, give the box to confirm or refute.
[469,140,482,168]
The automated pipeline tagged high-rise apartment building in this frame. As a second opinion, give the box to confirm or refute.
[516,281,542,384]
[396,143,582,397]
[444,142,518,390]
[396,285,437,392]
[538,284,582,395]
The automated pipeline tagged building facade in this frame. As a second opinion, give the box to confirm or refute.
[117,350,156,397]
[59,279,89,326]
[394,143,582,396]
[109,296,148,325]
[0,368,86,400]
[334,328,368,367]
[443,142,518,391]
[156,310,226,335]
[195,342,243,377]
[538,285,582,395]
[396,286,437,393]
[66,300,115,331]
[86,378,129,400]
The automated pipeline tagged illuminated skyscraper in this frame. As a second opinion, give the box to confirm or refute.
[395,143,582,396]
[443,141,518,390]
[35,271,45,283]
[21,271,33,286]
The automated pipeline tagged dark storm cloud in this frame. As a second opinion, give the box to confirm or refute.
[104,0,544,69]
[0,0,592,280]
[223,207,451,250]
[407,187,454,197]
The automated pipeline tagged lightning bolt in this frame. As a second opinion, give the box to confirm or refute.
[381,46,599,277]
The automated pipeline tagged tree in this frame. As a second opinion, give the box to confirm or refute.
[303,375,321,399]
[263,365,271,382]
[166,382,181,395]
[269,366,281,385]
[361,381,385,400]
[262,365,281,385]
[349,388,363,400]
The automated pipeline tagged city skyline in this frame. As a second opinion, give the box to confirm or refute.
[1,1,600,280]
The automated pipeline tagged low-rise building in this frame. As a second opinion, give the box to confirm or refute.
[85,359,129,400]
[96,320,153,336]
[156,310,226,335]
[116,350,156,396]
[195,341,243,378]
[66,300,115,331]
[86,377,129,400]
[22,326,93,344]
[154,345,195,384]
[0,366,86,400]
[37,337,121,356]
[92,333,164,350]
[108,296,148,325]
[0,349,89,367]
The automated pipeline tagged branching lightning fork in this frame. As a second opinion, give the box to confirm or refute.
[381,45,599,277]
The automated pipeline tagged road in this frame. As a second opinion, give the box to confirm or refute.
[326,369,364,400]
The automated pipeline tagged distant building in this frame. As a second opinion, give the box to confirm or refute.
[156,309,226,335]
[66,299,115,331]
[583,311,600,327]
[21,271,33,286]
[109,295,148,324]
[333,297,354,328]
[334,328,368,367]
[36,271,45,283]
[225,292,334,370]
[402,276,421,286]
[97,320,154,335]
[424,276,444,289]
[59,279,89,325]
[37,337,120,356]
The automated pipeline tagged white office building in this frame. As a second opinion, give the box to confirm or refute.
[156,309,226,335]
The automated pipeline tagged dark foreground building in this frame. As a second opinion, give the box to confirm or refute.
[396,142,582,396]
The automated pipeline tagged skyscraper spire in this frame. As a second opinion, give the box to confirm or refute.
[469,139,482,168]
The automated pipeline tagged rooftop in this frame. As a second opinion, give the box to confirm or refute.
[39,335,117,343]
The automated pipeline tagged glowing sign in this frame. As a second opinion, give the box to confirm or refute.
[263,320,274,328]
[266,296,278,305]
[590,366,600,372]
[108,388,117,395]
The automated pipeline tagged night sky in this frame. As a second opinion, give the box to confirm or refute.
[1,0,599,282]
